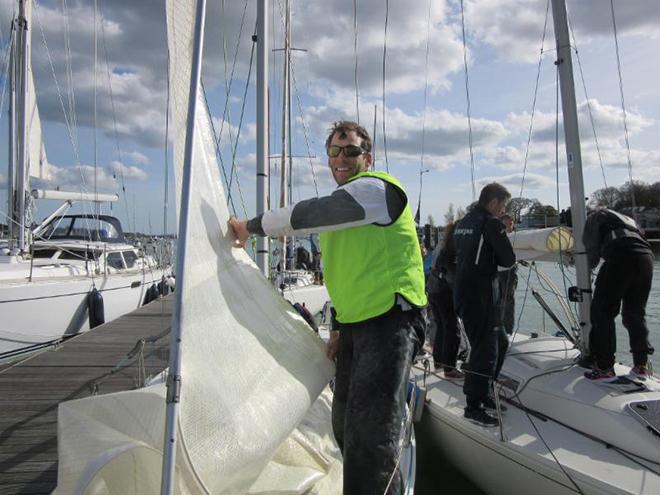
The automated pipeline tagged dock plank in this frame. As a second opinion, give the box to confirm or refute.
[0,295,172,493]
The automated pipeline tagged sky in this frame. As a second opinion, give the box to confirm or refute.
[1,0,660,234]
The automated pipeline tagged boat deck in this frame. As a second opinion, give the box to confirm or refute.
[0,296,173,495]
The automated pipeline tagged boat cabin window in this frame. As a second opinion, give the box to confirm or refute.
[122,250,138,268]
[106,252,125,270]
[42,217,121,242]
[33,248,58,259]
[59,249,97,261]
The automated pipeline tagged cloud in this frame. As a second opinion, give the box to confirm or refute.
[476,172,559,192]
[33,161,149,192]
[463,0,660,64]
[123,150,150,165]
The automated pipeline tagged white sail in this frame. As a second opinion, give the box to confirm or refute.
[54,1,340,493]
[508,226,574,263]
[24,0,51,182]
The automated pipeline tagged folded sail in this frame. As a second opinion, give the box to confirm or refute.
[54,0,337,493]
[508,226,574,263]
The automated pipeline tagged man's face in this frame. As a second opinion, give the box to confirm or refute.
[328,130,372,186]
[486,198,508,218]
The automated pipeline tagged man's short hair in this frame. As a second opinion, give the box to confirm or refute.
[325,121,372,152]
[478,182,511,206]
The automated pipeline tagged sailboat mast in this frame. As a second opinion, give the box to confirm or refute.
[161,0,207,493]
[550,0,592,352]
[256,0,269,276]
[15,0,30,253]
[7,20,16,244]
[278,0,291,270]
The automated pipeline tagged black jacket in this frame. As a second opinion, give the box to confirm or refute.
[583,209,651,269]
[453,206,516,308]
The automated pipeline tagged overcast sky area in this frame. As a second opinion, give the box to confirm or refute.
[1,0,660,233]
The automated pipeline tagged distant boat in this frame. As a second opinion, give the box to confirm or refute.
[0,0,172,361]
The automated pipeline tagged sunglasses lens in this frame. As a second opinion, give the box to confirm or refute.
[344,145,363,157]
[327,145,341,157]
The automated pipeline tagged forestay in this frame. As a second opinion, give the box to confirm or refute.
[53,0,339,493]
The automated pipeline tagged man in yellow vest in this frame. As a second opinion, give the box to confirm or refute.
[230,121,427,495]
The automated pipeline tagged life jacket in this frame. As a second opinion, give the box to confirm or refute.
[319,171,427,324]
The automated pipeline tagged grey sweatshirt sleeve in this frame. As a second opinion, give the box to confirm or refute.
[246,176,406,237]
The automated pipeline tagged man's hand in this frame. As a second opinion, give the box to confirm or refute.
[326,330,340,361]
[228,216,249,248]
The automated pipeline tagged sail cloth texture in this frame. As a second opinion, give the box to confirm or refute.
[54,0,338,493]
[508,226,574,263]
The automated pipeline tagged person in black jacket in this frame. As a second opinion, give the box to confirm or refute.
[427,222,463,378]
[582,208,654,382]
[454,183,516,426]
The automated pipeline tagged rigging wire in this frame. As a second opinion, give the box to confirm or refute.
[567,20,608,189]
[609,0,637,210]
[416,0,432,225]
[290,66,320,197]
[517,0,550,202]
[381,0,389,172]
[225,23,257,218]
[458,0,475,200]
[93,0,99,222]
[33,0,95,238]
[0,22,13,125]
[99,2,130,227]
[215,0,249,151]
[202,82,236,216]
[353,0,360,123]
[61,0,79,158]
[273,0,319,197]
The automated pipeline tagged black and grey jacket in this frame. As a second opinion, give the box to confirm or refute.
[246,176,406,238]
[583,208,651,269]
[453,205,516,307]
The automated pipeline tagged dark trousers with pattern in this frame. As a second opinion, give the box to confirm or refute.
[590,253,654,369]
[429,279,461,372]
[458,282,509,409]
[332,306,419,495]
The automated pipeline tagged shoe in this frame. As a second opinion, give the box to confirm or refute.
[629,365,650,381]
[482,396,507,412]
[443,368,465,380]
[464,407,499,427]
[584,367,617,382]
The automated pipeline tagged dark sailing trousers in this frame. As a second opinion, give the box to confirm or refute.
[429,279,461,372]
[332,306,419,495]
[590,253,654,369]
[458,282,509,410]
[497,268,518,335]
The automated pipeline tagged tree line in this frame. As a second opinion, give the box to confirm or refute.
[440,180,660,227]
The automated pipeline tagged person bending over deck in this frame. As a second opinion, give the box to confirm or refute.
[582,208,654,382]
[454,183,515,427]
[229,121,427,495]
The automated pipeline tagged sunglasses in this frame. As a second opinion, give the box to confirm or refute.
[327,144,367,158]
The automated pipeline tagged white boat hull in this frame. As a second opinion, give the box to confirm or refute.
[413,335,660,495]
[0,268,170,359]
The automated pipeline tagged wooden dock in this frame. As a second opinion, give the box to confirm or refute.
[0,296,173,495]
